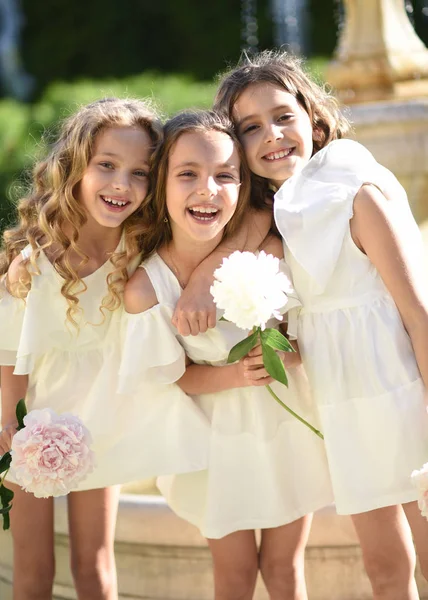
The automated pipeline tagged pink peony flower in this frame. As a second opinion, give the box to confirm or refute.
[411,463,428,519]
[10,409,95,498]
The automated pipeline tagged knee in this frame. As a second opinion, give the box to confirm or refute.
[214,561,258,600]
[364,549,416,594]
[71,549,116,596]
[14,556,55,598]
[260,555,305,596]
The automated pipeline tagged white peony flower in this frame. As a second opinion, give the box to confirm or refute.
[210,251,292,331]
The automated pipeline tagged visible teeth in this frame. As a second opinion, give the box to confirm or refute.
[103,197,127,206]
[189,206,218,214]
[265,149,293,161]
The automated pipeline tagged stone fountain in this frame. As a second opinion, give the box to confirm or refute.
[1,2,428,599]
[327,0,428,224]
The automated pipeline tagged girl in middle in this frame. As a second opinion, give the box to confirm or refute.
[120,109,333,600]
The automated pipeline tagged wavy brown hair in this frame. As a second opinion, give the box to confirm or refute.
[0,97,163,327]
[214,50,351,201]
[137,109,252,261]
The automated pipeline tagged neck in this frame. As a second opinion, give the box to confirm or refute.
[65,219,122,259]
[163,233,222,288]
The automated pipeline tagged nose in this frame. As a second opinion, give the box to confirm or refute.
[197,175,218,197]
[112,170,131,191]
[264,123,284,144]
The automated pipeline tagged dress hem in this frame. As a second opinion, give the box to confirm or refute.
[335,488,418,515]
[167,495,333,539]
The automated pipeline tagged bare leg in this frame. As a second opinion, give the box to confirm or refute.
[207,530,259,600]
[9,482,55,600]
[403,500,428,582]
[68,486,120,600]
[259,515,312,600]
[351,505,419,600]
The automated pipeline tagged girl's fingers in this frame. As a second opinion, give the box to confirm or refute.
[244,366,270,380]
[244,356,264,368]
[247,344,263,357]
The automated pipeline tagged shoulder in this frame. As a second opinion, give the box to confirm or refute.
[124,266,159,314]
[259,234,284,259]
[351,181,418,254]
[6,253,30,293]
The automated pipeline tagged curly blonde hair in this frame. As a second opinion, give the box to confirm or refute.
[136,109,252,261]
[0,97,163,327]
[214,50,351,200]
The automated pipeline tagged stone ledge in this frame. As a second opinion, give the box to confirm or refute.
[54,494,359,548]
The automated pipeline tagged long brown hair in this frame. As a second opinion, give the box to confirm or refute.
[0,97,163,327]
[214,50,351,200]
[137,109,252,261]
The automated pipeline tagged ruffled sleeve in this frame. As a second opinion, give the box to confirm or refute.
[274,139,404,294]
[0,275,25,366]
[117,304,186,394]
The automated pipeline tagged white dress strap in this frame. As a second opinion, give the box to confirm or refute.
[20,244,33,260]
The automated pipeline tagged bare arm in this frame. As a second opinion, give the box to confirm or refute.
[351,183,428,389]
[0,255,29,453]
[177,359,272,395]
[124,267,158,314]
[0,367,28,454]
[172,207,273,336]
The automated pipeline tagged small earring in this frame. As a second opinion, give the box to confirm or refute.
[163,217,168,223]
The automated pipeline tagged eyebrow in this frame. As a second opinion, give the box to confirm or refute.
[237,104,295,127]
[94,151,149,165]
[171,161,239,171]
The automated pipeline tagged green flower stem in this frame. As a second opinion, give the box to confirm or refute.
[0,467,10,487]
[265,384,324,440]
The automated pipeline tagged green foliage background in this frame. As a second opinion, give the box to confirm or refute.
[20,0,339,91]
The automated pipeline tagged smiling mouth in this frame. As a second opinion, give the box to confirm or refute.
[188,206,219,222]
[101,196,130,210]
[263,148,295,161]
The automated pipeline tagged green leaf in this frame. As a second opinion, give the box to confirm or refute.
[261,328,294,353]
[227,329,259,364]
[0,485,14,506]
[0,504,12,515]
[3,512,10,531]
[0,453,12,475]
[219,316,228,322]
[15,399,27,431]
[262,342,289,387]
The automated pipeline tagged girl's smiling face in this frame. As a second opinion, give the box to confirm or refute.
[165,129,242,246]
[76,125,152,230]
[232,82,314,188]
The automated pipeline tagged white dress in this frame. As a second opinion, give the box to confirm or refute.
[0,245,209,490]
[119,252,333,539]
[274,139,428,515]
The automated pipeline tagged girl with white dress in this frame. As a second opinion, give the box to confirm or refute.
[176,51,428,599]
[0,98,209,600]
[122,109,333,600]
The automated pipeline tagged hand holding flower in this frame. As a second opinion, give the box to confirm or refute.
[0,400,95,530]
[211,251,323,439]
[0,422,18,455]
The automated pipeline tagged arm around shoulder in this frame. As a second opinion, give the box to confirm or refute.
[124,267,159,314]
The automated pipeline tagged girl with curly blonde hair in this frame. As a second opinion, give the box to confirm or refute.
[0,97,209,600]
